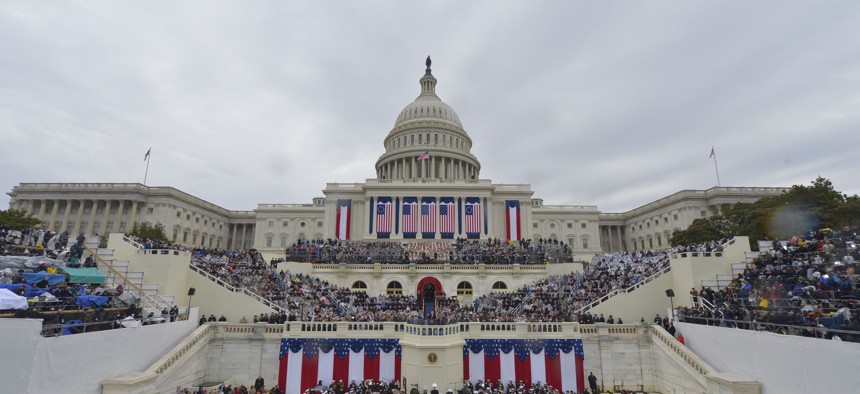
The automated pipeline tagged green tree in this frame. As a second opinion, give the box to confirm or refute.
[0,209,42,230]
[670,177,860,249]
[670,216,730,246]
[129,222,169,242]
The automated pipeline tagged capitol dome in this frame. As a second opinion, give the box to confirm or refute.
[375,57,481,181]
[394,92,462,128]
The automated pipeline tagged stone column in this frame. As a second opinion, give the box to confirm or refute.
[239,224,246,250]
[60,199,73,232]
[614,226,623,251]
[112,200,125,233]
[411,158,416,179]
[72,200,85,235]
[99,200,111,236]
[37,199,47,225]
[86,200,98,236]
[230,224,238,250]
[47,199,60,231]
[128,201,139,229]
[11,200,21,211]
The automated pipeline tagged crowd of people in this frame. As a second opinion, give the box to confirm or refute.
[285,238,572,265]
[677,226,860,342]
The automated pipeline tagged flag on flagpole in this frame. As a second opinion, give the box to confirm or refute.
[417,150,430,161]
[144,147,151,161]
[709,147,715,158]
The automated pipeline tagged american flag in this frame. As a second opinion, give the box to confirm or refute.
[417,150,430,160]
[421,198,436,235]
[463,338,584,392]
[402,198,418,236]
[465,198,481,237]
[439,198,455,237]
[376,198,392,236]
[279,338,402,394]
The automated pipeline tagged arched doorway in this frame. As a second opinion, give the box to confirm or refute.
[416,276,443,321]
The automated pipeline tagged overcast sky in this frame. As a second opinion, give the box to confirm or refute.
[2,1,858,213]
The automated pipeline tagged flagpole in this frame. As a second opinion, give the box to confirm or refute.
[143,148,151,185]
[711,149,721,187]
[144,157,150,185]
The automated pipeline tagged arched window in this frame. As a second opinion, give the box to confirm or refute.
[457,281,473,296]
[492,281,508,291]
[352,281,368,291]
[387,281,403,295]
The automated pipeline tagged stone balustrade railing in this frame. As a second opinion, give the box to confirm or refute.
[649,323,715,384]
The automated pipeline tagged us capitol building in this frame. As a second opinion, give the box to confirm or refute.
[6,58,785,260]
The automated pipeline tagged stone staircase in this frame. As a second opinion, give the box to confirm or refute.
[83,236,175,312]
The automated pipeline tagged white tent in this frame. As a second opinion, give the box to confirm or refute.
[0,288,28,310]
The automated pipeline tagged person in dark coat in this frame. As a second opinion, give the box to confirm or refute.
[588,372,598,394]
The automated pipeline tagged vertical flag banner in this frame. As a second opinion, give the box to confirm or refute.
[336,199,352,240]
[402,197,418,239]
[439,197,455,239]
[376,197,392,238]
[463,339,584,392]
[279,338,402,394]
[465,197,481,239]
[505,200,521,242]
[421,197,437,239]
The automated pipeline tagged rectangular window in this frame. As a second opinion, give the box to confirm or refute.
[649,238,654,248]
[192,234,197,244]
[195,218,200,223]
[280,236,287,248]
[567,223,572,229]
[533,223,538,228]
[582,239,588,249]
[664,217,668,223]
[147,207,154,214]
[673,214,678,220]
[657,235,662,247]
[176,211,181,218]
[183,232,188,242]
[283,221,289,227]
[581,223,586,229]
[268,220,274,228]
[701,210,707,217]
[266,236,272,248]
[317,221,323,227]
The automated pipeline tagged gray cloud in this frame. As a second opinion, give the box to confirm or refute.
[2,1,859,214]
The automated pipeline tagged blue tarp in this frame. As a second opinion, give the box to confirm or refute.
[21,272,66,286]
[0,284,47,298]
[76,295,109,307]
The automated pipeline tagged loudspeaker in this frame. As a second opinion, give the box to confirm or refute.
[188,288,196,296]
[665,289,675,297]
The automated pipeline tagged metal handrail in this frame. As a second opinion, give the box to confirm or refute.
[678,315,860,342]
[83,245,161,310]
[575,265,672,314]
[188,264,288,315]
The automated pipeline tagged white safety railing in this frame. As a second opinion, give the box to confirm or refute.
[575,265,672,314]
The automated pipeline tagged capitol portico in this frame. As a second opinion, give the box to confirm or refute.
[6,59,787,261]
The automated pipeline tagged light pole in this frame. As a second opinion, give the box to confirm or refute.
[665,289,675,321]
[187,287,196,321]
